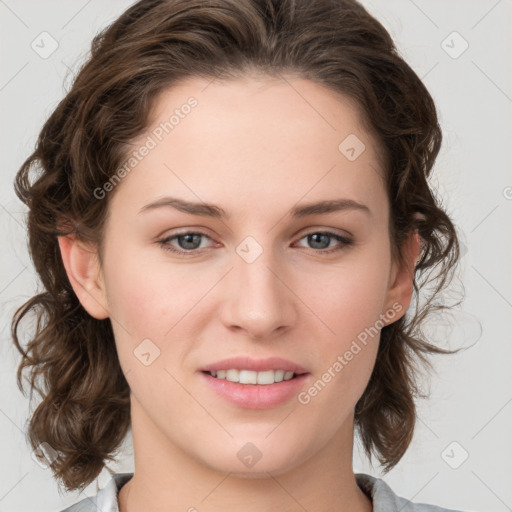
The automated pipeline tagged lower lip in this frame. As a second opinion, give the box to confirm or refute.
[200,372,309,409]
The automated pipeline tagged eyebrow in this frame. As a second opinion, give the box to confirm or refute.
[138,196,372,219]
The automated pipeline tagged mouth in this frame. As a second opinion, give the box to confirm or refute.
[202,369,301,385]
[200,370,309,409]
[199,356,309,409]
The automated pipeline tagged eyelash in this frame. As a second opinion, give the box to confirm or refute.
[157,230,354,256]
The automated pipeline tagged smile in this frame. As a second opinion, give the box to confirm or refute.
[206,369,296,385]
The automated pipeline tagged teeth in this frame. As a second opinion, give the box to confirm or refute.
[274,369,284,383]
[209,369,297,385]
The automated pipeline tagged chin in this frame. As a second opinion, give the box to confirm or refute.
[196,441,308,478]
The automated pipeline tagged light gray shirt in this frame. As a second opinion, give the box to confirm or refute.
[58,472,466,512]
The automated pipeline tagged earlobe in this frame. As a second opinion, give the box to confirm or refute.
[57,234,109,319]
[382,230,422,325]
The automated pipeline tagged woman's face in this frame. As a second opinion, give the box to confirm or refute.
[70,75,417,476]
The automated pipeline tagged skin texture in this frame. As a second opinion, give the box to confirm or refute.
[58,75,420,512]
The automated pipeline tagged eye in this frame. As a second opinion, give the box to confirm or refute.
[157,229,353,256]
[295,231,353,254]
[157,231,214,255]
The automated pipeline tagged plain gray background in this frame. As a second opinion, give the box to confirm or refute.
[1,1,511,511]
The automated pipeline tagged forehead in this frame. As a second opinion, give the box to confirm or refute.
[147,74,381,162]
[111,75,387,220]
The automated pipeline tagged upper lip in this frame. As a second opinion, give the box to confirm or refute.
[201,356,309,374]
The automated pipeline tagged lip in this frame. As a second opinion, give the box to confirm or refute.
[200,372,310,409]
[200,356,308,374]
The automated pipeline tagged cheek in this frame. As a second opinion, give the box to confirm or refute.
[309,250,391,346]
[297,244,391,399]
[296,269,384,427]
[106,272,162,335]
[314,273,383,382]
[102,245,196,335]
[101,247,213,382]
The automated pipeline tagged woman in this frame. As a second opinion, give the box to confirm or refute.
[12,0,466,510]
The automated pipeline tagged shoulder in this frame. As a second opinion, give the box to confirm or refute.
[57,473,133,512]
[355,473,467,512]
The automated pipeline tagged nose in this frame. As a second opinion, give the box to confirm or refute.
[220,250,298,340]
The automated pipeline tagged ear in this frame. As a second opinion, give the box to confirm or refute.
[382,230,422,325]
[58,234,109,319]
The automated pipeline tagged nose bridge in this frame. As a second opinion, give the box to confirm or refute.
[222,236,296,339]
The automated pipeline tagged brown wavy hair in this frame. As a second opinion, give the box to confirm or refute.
[12,0,461,493]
